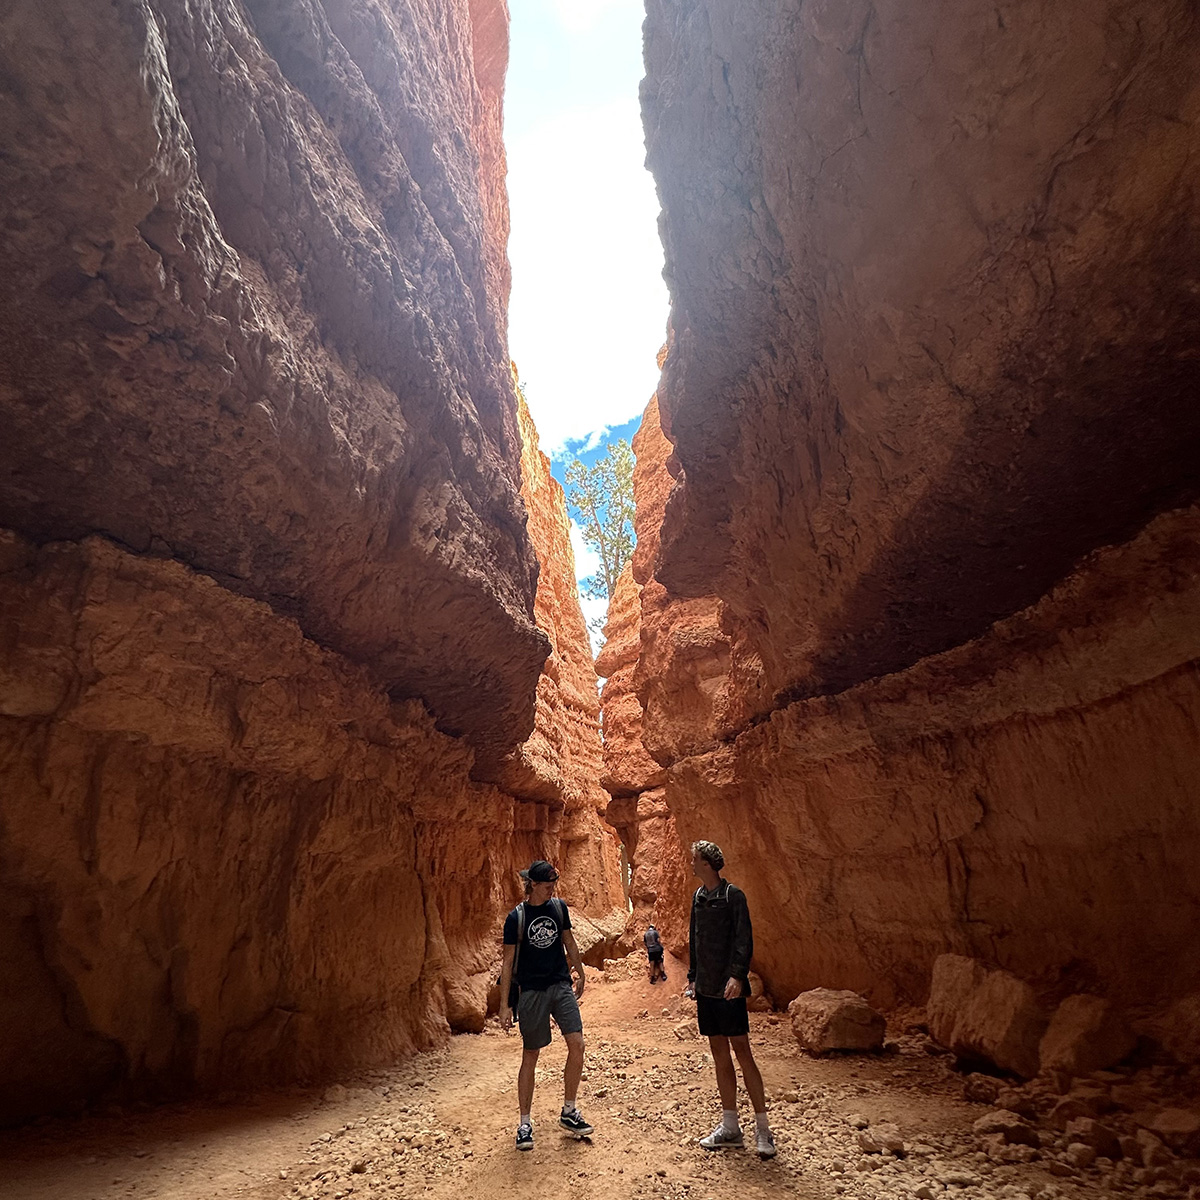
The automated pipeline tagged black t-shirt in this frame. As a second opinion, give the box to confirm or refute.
[503,899,572,990]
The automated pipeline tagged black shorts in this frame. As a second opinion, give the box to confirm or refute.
[697,994,750,1038]
[647,948,664,962]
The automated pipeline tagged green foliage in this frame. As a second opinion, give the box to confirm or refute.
[564,439,636,606]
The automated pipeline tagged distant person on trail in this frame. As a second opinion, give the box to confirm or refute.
[498,860,593,1151]
[644,922,666,983]
[682,840,776,1159]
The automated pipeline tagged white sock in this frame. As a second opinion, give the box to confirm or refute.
[520,1112,531,1126]
[755,1111,770,1132]
[562,1102,577,1115]
[721,1109,740,1132]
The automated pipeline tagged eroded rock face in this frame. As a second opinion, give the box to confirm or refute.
[643,0,1200,707]
[0,531,557,1123]
[0,0,545,770]
[618,0,1200,1016]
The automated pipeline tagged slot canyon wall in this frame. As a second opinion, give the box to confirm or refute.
[0,0,622,1126]
[613,0,1200,1024]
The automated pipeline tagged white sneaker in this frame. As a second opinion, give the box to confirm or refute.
[699,1123,744,1150]
[756,1128,777,1159]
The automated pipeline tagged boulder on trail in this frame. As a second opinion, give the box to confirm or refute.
[1157,993,1200,1065]
[1039,993,1135,1075]
[926,954,1047,1078]
[788,988,885,1052]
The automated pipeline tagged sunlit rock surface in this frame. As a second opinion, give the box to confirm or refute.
[631,0,1200,1011]
[0,0,544,771]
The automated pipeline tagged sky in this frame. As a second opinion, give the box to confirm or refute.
[505,0,668,459]
[504,0,669,651]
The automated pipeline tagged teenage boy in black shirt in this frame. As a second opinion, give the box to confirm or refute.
[683,840,776,1158]
[499,860,592,1151]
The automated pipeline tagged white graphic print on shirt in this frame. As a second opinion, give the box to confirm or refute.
[527,915,558,949]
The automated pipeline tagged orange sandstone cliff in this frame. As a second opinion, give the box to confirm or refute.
[626,0,1200,1012]
[0,0,621,1124]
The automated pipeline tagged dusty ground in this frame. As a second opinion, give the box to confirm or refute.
[0,955,1187,1200]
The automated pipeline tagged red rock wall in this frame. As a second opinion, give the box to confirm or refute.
[0,530,560,1124]
[0,0,625,1124]
[626,0,1200,1013]
[0,0,542,770]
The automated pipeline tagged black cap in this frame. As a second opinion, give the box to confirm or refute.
[520,860,559,883]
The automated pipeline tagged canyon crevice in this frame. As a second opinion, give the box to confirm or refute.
[606,0,1200,1031]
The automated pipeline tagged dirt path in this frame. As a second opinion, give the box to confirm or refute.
[0,957,1105,1200]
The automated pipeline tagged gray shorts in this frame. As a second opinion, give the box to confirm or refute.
[517,980,583,1050]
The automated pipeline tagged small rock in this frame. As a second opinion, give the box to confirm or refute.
[914,1187,936,1200]
[1065,1143,1096,1168]
[1049,1096,1098,1128]
[1118,1134,1144,1164]
[964,1074,1002,1105]
[1146,1108,1200,1155]
[857,1122,905,1155]
[1064,1117,1121,1159]
[350,1159,368,1173]
[848,1113,870,1129]
[1138,1130,1176,1168]
[938,1169,982,1186]
[973,1110,1039,1147]
[323,1085,349,1105]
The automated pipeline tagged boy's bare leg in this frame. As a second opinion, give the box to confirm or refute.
[563,1031,585,1108]
[731,1035,767,1111]
[518,1047,539,1115]
[708,1035,739,1111]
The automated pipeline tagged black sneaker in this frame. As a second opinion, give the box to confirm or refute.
[516,1122,534,1151]
[560,1107,594,1137]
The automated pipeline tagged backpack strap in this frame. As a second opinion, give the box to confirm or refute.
[513,902,526,979]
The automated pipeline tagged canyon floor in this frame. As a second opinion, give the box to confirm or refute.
[0,955,1177,1200]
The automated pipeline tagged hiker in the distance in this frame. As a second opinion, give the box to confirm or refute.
[498,860,593,1151]
[682,840,776,1158]
[644,922,667,983]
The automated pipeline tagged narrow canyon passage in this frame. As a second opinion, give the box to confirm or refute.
[2,0,1199,1196]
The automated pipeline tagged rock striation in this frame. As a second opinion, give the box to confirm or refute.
[617,0,1200,1022]
[0,0,624,1123]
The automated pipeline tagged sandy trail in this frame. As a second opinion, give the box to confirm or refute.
[0,956,1095,1200]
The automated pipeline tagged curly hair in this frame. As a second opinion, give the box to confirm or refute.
[690,840,725,871]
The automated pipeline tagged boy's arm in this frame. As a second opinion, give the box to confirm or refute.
[724,887,753,999]
[498,943,517,1028]
[684,894,697,997]
[562,929,586,998]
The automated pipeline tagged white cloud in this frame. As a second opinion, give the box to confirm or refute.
[507,98,669,456]
[568,518,601,584]
[547,0,646,35]
[569,519,610,656]
[580,594,609,657]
